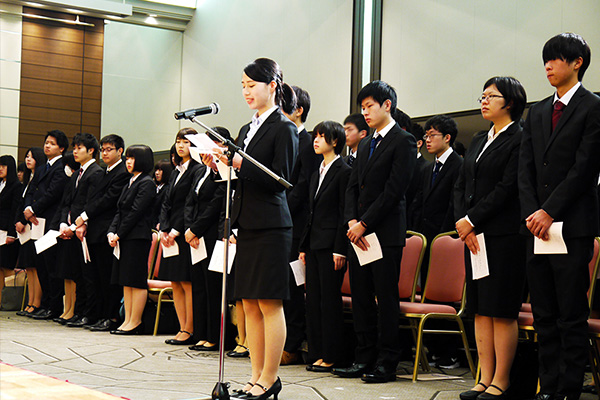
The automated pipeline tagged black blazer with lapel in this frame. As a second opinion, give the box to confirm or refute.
[519,85,600,238]
[0,180,22,237]
[184,165,225,245]
[287,128,322,240]
[109,174,156,241]
[300,157,351,255]
[159,160,200,234]
[407,156,430,231]
[231,108,298,230]
[57,162,104,226]
[344,123,417,247]
[455,122,522,236]
[29,158,68,231]
[416,150,462,240]
[85,161,130,243]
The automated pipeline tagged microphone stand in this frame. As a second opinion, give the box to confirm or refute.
[188,116,293,400]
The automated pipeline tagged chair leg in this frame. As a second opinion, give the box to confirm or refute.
[153,290,165,336]
[589,337,600,394]
[413,317,429,382]
[456,316,476,378]
[21,275,28,311]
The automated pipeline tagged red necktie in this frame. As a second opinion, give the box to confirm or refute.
[76,168,83,187]
[552,101,566,131]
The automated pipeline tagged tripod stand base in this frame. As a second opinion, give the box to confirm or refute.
[212,381,230,400]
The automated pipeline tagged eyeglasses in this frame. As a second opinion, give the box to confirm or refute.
[422,133,444,141]
[478,94,504,104]
[101,147,116,153]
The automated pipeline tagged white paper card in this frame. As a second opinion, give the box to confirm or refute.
[190,237,208,265]
[18,224,32,244]
[0,230,7,246]
[30,217,46,240]
[289,259,306,286]
[534,221,568,254]
[81,237,91,263]
[189,147,203,164]
[186,133,221,154]
[470,233,490,280]
[351,233,383,266]
[162,240,180,258]
[113,241,120,260]
[208,240,236,274]
[215,159,237,181]
[34,230,60,254]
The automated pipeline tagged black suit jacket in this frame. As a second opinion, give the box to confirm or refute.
[231,108,298,230]
[29,158,68,231]
[109,174,156,241]
[57,162,104,226]
[519,85,600,238]
[344,123,417,247]
[415,150,462,240]
[184,165,225,244]
[299,157,351,255]
[287,128,322,239]
[85,161,130,243]
[455,122,522,236]
[0,180,21,237]
[159,160,200,234]
[406,155,430,230]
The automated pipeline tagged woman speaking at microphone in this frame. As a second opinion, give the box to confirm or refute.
[212,58,297,400]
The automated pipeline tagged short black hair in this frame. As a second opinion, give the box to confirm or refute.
[208,126,232,142]
[176,127,197,142]
[424,115,458,146]
[100,134,125,151]
[312,121,346,155]
[72,133,99,158]
[483,76,527,122]
[453,141,466,157]
[17,162,26,173]
[357,80,397,111]
[393,108,412,132]
[291,86,311,123]
[0,155,18,186]
[343,113,369,134]
[45,130,69,154]
[154,159,173,184]
[125,145,154,174]
[170,143,182,166]
[410,123,425,145]
[543,32,591,81]
[62,151,79,171]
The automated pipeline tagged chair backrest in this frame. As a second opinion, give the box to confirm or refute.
[398,231,427,301]
[587,237,600,309]
[341,267,351,296]
[422,231,465,304]
[147,231,161,279]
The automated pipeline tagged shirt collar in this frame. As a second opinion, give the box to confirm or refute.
[417,152,422,159]
[487,121,515,141]
[252,106,278,128]
[297,124,305,134]
[374,120,395,139]
[106,158,122,172]
[553,81,581,106]
[80,158,96,172]
[176,159,190,174]
[48,154,62,166]
[435,147,454,164]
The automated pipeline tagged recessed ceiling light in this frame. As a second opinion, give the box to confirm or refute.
[145,15,158,24]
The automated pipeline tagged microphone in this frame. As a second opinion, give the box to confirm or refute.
[174,103,220,120]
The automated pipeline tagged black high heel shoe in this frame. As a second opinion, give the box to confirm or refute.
[245,377,281,400]
[110,323,142,335]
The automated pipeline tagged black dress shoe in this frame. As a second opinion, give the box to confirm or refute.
[245,377,282,400]
[165,331,194,345]
[63,315,79,324]
[89,319,118,332]
[84,319,104,330]
[227,345,250,358]
[66,316,94,328]
[332,363,371,378]
[27,307,44,318]
[32,309,59,320]
[361,365,396,383]
[17,306,33,316]
[189,343,218,351]
[478,384,508,400]
[459,382,488,400]
[533,395,557,400]
[53,317,65,324]
[110,324,141,335]
[311,365,333,373]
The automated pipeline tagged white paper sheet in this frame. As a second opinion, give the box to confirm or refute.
[113,241,120,260]
[186,133,221,154]
[189,147,203,164]
[81,237,91,263]
[30,217,46,240]
[190,237,207,265]
[470,233,490,280]
[34,230,60,254]
[0,230,7,246]
[534,221,568,254]
[162,240,180,258]
[289,259,306,286]
[17,224,32,244]
[350,233,383,266]
[215,159,237,181]
[208,240,236,274]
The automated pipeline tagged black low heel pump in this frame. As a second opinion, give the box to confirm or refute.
[246,377,281,400]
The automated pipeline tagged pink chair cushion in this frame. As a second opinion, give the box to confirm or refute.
[518,311,534,326]
[400,301,457,315]
[147,279,172,289]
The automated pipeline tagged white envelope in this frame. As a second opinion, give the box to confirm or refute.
[208,240,236,274]
[30,217,46,240]
[350,233,383,266]
[34,230,60,254]
[81,237,91,263]
[289,259,306,286]
[534,221,568,254]
[162,240,180,258]
[190,237,207,265]
[18,224,32,244]
[470,233,490,280]
[0,230,7,246]
[113,241,120,260]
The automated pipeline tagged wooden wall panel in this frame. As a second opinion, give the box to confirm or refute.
[18,7,103,160]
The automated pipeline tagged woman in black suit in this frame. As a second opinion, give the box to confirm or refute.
[0,155,21,303]
[454,77,527,400]
[108,145,155,335]
[151,159,173,230]
[159,128,200,345]
[298,121,351,372]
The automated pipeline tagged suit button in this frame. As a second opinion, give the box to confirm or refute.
[468,195,473,200]
[360,185,364,189]
[543,161,548,166]
[544,184,548,188]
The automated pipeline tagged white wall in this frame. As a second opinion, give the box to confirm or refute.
[101,21,183,152]
[381,0,600,117]
[179,0,353,139]
[0,2,22,159]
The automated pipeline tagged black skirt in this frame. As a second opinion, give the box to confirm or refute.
[16,240,37,270]
[56,238,84,280]
[465,234,526,319]
[157,235,192,282]
[233,227,292,300]
[0,241,20,270]
[112,239,151,289]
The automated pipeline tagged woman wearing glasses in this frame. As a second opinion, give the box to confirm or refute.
[454,77,527,400]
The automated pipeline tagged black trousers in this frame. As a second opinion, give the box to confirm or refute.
[348,245,403,368]
[305,249,345,364]
[192,250,222,344]
[283,237,306,352]
[526,236,592,397]
[89,242,122,320]
[38,246,64,314]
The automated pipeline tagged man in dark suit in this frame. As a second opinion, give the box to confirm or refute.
[23,130,69,320]
[406,123,428,231]
[281,85,322,364]
[342,113,369,167]
[518,33,600,400]
[334,80,416,383]
[57,133,104,328]
[74,134,129,331]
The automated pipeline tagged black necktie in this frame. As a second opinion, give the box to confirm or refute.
[369,135,382,159]
[552,101,566,131]
[431,161,442,186]
[45,162,50,173]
